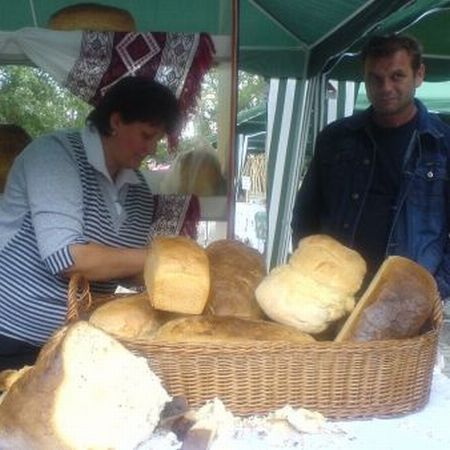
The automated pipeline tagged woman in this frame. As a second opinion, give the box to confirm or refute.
[0,76,198,369]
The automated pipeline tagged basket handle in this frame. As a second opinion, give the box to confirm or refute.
[66,273,92,323]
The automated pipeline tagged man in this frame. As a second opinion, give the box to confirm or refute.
[291,34,450,298]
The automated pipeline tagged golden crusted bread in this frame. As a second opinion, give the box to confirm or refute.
[205,239,266,319]
[289,234,367,295]
[88,292,161,339]
[144,236,210,314]
[0,366,32,394]
[0,322,169,450]
[47,3,136,31]
[161,149,226,196]
[256,234,366,334]
[152,315,315,343]
[335,256,437,342]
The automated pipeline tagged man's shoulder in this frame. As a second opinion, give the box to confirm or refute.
[319,110,368,139]
[428,112,450,136]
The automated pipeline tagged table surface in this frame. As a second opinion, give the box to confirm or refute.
[140,366,450,450]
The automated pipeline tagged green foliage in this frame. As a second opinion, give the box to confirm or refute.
[237,71,268,111]
[0,65,267,165]
[148,69,268,165]
[188,69,268,141]
[0,66,91,138]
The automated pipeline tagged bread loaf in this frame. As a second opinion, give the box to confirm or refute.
[0,321,169,450]
[205,239,266,319]
[335,256,437,342]
[255,234,366,334]
[48,3,136,31]
[152,315,315,343]
[161,148,226,196]
[289,234,366,295]
[0,366,32,393]
[145,236,210,314]
[88,292,162,339]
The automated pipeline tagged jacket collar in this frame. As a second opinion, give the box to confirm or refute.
[345,99,442,139]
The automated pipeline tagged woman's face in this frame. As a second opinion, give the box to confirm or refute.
[107,112,165,172]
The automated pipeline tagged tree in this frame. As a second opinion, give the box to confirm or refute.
[0,65,268,162]
[187,69,268,142]
[0,66,91,138]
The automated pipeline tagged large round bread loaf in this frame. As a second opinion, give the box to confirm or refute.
[289,234,367,295]
[255,234,366,334]
[152,315,315,343]
[205,239,266,319]
[335,256,437,342]
[0,321,169,450]
[48,4,136,31]
[144,236,210,314]
[161,149,226,196]
[88,292,162,339]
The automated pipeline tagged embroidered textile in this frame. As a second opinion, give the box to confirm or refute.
[65,31,215,145]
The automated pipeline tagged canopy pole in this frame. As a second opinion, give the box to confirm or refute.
[226,0,239,239]
[28,0,38,27]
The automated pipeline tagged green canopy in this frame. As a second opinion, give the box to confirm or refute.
[2,1,450,80]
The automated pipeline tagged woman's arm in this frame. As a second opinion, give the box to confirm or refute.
[66,242,147,282]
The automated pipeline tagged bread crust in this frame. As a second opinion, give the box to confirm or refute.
[48,4,136,31]
[89,292,161,339]
[256,235,366,334]
[145,236,210,314]
[205,239,266,319]
[152,315,315,343]
[335,256,437,342]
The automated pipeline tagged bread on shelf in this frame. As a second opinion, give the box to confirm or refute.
[48,3,136,31]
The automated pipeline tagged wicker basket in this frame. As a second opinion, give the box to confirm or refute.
[67,274,443,420]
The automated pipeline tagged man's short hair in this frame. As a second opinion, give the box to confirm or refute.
[361,34,423,72]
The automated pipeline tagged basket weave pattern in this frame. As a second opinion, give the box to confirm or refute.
[67,275,442,419]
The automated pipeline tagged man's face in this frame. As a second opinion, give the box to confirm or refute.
[364,49,424,120]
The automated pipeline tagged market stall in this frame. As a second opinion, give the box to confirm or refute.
[1,2,450,449]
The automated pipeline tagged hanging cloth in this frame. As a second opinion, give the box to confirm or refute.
[65,31,215,144]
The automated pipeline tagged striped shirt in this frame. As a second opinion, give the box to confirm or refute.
[0,126,190,346]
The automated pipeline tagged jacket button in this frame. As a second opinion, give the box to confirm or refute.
[351,193,360,200]
[427,171,434,178]
[343,223,350,229]
[363,158,370,165]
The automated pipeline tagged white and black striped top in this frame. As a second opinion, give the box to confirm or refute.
[0,127,161,346]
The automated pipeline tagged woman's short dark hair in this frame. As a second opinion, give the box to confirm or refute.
[87,76,180,136]
[361,34,423,72]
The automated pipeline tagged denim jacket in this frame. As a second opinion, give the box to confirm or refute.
[292,100,450,298]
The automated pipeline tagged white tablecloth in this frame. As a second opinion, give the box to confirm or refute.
[143,366,450,450]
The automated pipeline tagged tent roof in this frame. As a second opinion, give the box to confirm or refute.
[2,1,450,80]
